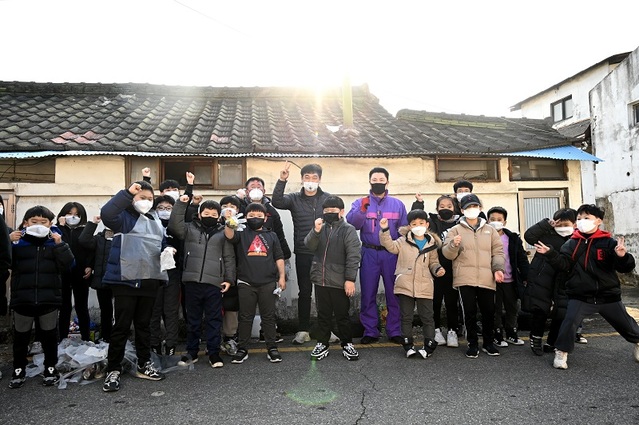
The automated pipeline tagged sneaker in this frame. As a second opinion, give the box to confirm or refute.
[28,341,43,355]
[292,331,311,345]
[634,343,639,362]
[231,349,249,364]
[553,350,568,369]
[151,345,162,355]
[543,343,556,353]
[267,347,283,363]
[482,344,500,356]
[136,361,165,381]
[222,339,238,356]
[8,368,26,389]
[310,342,330,361]
[275,333,284,343]
[209,354,224,368]
[258,331,265,343]
[530,335,543,356]
[102,370,120,392]
[506,328,525,345]
[419,339,437,359]
[405,345,418,358]
[42,366,60,386]
[342,343,359,361]
[434,328,446,346]
[165,346,176,356]
[329,332,341,344]
[494,328,507,347]
[466,344,479,359]
[446,330,459,347]
[389,335,405,345]
[359,335,379,344]
[178,354,198,367]
[418,346,432,359]
[575,333,588,344]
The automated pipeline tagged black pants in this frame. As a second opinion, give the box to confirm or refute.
[433,273,459,331]
[237,282,277,349]
[184,282,223,357]
[96,288,113,342]
[295,254,314,331]
[315,285,352,346]
[555,299,639,353]
[398,294,435,342]
[150,269,181,348]
[530,310,563,346]
[459,286,495,346]
[13,310,58,369]
[494,282,518,330]
[106,290,157,372]
[59,275,91,341]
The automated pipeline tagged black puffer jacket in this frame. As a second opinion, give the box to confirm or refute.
[78,222,112,290]
[501,228,530,297]
[10,232,75,315]
[272,179,331,256]
[521,219,570,314]
[59,224,95,279]
[545,229,635,303]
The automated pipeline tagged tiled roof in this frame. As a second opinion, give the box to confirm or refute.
[555,119,590,140]
[396,109,570,154]
[0,81,428,157]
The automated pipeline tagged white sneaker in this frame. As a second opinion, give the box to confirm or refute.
[446,330,459,347]
[29,341,43,355]
[292,331,311,345]
[329,332,341,343]
[634,343,639,362]
[553,350,568,370]
[434,328,446,346]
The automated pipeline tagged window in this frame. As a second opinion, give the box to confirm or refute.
[509,158,567,181]
[551,96,573,122]
[162,159,245,189]
[633,103,639,126]
[0,158,56,183]
[518,189,566,250]
[436,157,500,182]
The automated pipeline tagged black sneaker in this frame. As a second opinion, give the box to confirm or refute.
[209,353,224,368]
[135,361,165,381]
[42,366,60,386]
[102,370,121,392]
[530,335,543,356]
[8,368,26,389]
[275,333,284,343]
[231,349,249,364]
[466,344,479,359]
[310,342,330,361]
[389,336,405,345]
[165,346,176,356]
[267,347,283,363]
[543,343,556,353]
[342,343,359,361]
[360,336,379,344]
[482,344,500,356]
[493,328,508,347]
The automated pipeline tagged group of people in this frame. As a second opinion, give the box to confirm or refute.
[2,161,639,392]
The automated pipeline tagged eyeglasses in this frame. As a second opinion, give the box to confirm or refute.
[156,206,173,211]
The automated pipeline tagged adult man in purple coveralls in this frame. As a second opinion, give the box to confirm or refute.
[346,167,408,344]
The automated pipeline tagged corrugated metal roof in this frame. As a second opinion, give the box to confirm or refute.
[505,145,603,162]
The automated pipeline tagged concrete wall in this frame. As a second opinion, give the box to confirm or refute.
[590,47,639,284]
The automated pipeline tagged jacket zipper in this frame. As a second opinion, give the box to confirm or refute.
[35,246,40,305]
[321,225,334,286]
[199,234,210,282]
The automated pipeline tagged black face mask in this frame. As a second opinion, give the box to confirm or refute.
[247,217,265,231]
[371,183,386,195]
[200,217,219,228]
[323,213,340,224]
[438,209,454,220]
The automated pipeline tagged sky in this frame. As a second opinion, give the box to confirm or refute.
[1,0,638,118]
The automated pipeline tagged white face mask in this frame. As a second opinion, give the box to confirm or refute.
[65,215,81,226]
[133,199,153,215]
[555,226,574,237]
[249,188,264,201]
[25,224,50,238]
[489,221,504,231]
[0,206,4,215]
[303,182,319,192]
[457,192,471,202]
[157,210,171,220]
[577,219,597,234]
[464,208,480,220]
[411,226,427,237]
[165,190,179,201]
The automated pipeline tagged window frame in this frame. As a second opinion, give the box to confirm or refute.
[632,102,639,126]
[508,157,568,181]
[435,157,501,183]
[160,158,245,190]
[551,96,573,122]
[0,158,56,183]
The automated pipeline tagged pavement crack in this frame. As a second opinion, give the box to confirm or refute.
[354,364,377,424]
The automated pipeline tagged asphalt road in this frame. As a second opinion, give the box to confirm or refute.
[2,317,639,425]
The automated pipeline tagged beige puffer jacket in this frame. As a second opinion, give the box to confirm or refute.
[442,218,505,290]
[379,228,442,299]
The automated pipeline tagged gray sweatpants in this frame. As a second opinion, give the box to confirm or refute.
[397,294,435,342]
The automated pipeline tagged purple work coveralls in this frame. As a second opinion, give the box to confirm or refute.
[347,191,408,338]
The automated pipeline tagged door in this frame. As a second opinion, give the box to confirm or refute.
[518,189,567,252]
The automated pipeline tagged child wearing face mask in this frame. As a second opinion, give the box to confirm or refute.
[101,181,171,392]
[486,207,529,348]
[534,204,638,370]
[442,194,505,358]
[56,202,95,342]
[169,197,236,368]
[8,206,74,389]
[380,209,445,359]
[224,202,286,364]
[523,208,577,355]
[305,196,361,362]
